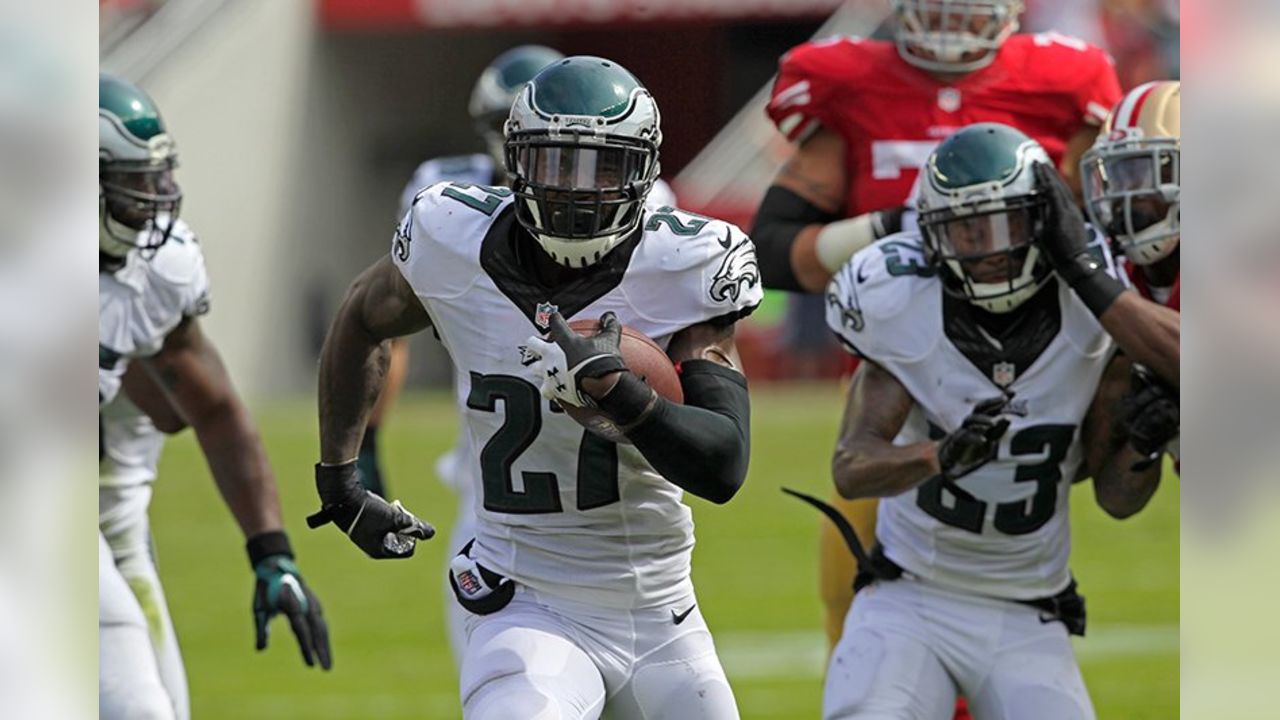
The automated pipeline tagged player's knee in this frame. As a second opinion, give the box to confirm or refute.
[463,672,603,720]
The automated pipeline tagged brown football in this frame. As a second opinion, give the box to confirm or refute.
[561,319,683,444]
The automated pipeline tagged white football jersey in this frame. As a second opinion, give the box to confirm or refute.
[394,182,761,609]
[99,220,210,485]
[826,233,1120,600]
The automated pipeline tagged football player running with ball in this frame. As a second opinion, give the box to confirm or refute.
[818,124,1161,719]
[753,0,1123,664]
[314,57,761,719]
[98,75,330,720]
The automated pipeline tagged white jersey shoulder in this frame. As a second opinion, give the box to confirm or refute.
[394,181,513,301]
[99,220,211,363]
[398,153,496,218]
[621,205,763,327]
[826,232,941,363]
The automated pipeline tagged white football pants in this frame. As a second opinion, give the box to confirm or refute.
[99,484,188,720]
[459,585,738,720]
[824,577,1095,720]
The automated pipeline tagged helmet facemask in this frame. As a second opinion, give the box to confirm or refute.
[922,190,1052,313]
[1082,138,1179,265]
[506,130,657,268]
[895,0,1023,74]
[99,158,182,259]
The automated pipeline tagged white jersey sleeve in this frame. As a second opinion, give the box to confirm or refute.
[398,153,497,219]
[99,220,211,364]
[619,206,764,330]
[825,233,939,362]
[645,178,677,210]
[393,181,510,303]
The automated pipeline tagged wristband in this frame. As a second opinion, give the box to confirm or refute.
[246,530,294,568]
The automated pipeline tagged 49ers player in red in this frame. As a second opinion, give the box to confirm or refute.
[751,2,1122,717]
[1035,80,1181,473]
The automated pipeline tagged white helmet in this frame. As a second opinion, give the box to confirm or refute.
[468,45,564,167]
[504,56,662,268]
[918,123,1054,313]
[894,0,1024,74]
[1081,81,1180,265]
[99,73,181,258]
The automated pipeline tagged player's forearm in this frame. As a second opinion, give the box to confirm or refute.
[831,438,940,500]
[1092,446,1162,519]
[751,187,831,292]
[601,361,751,504]
[1099,293,1180,386]
[318,297,391,465]
[192,398,283,537]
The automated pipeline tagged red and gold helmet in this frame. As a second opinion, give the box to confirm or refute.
[1081,81,1180,265]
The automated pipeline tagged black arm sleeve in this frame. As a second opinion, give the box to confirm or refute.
[750,186,841,292]
[598,360,751,504]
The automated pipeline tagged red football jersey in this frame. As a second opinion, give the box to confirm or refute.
[766,32,1122,217]
[1126,262,1180,311]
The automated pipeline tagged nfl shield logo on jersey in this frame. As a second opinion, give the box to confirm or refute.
[992,361,1016,387]
[535,301,558,330]
[938,88,962,113]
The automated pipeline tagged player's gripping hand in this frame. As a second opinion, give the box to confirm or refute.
[520,311,626,408]
[937,395,1012,480]
[246,531,331,670]
[1123,364,1179,469]
[306,462,434,559]
[1033,163,1093,274]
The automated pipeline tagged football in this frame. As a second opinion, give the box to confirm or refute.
[561,318,683,443]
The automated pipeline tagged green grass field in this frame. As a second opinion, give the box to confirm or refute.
[152,385,1177,719]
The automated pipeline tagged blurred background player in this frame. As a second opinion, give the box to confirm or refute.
[819,123,1162,718]
[382,45,679,665]
[751,0,1124,673]
[98,74,331,720]
[314,56,758,718]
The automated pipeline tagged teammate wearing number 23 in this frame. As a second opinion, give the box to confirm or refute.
[819,124,1161,718]
[316,56,761,719]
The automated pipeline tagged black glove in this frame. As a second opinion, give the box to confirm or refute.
[522,311,628,408]
[937,394,1013,480]
[1033,163,1125,317]
[247,531,331,670]
[1122,364,1179,469]
[306,462,434,559]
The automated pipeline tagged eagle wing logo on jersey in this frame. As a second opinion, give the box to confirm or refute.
[534,301,558,330]
[393,214,412,262]
[709,240,760,304]
[826,288,864,333]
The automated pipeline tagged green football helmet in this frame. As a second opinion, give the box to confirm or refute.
[917,123,1053,313]
[99,73,181,258]
[504,56,662,268]
[469,45,564,167]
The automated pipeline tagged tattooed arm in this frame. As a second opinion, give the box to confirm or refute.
[318,256,432,465]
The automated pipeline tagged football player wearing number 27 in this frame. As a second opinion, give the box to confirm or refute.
[752,2,1125,702]
[820,124,1163,719]
[315,56,761,719]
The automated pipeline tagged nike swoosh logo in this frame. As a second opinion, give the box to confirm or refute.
[672,605,696,625]
[855,263,869,284]
[718,228,732,249]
